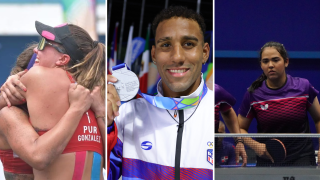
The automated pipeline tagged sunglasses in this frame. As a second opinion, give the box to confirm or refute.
[38,37,66,54]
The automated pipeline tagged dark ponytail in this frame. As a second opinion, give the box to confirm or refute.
[248,41,288,93]
[248,73,267,92]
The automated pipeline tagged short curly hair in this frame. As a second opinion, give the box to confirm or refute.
[152,6,206,40]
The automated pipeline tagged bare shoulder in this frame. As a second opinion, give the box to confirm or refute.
[21,67,69,85]
[20,67,71,95]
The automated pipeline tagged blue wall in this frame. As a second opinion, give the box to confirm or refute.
[0,0,105,4]
[215,0,320,53]
[215,0,320,133]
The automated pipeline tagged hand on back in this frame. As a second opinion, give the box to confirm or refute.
[0,70,28,107]
[90,86,105,119]
[68,84,92,113]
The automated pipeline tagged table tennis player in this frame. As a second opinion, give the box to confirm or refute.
[215,84,247,166]
[238,41,320,166]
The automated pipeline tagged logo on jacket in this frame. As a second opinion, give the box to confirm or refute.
[260,104,268,110]
[221,156,229,163]
[141,141,152,150]
[207,149,213,165]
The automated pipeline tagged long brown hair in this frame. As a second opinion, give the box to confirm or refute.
[62,24,105,98]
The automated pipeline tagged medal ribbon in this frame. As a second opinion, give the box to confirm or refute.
[112,63,207,110]
[27,53,37,70]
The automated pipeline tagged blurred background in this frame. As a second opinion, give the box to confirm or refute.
[0,0,105,179]
[107,0,213,96]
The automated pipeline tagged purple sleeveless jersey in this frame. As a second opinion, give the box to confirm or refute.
[215,84,236,133]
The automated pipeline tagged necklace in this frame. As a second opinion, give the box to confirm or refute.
[174,110,178,118]
[166,100,201,124]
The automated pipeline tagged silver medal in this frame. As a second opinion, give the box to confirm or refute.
[112,65,140,101]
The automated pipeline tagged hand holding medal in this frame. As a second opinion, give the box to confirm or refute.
[107,74,121,126]
[111,64,140,101]
[107,63,140,125]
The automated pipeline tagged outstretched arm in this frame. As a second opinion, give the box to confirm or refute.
[0,84,92,170]
[221,108,241,133]
[91,86,106,167]
[221,108,247,166]
[308,97,320,165]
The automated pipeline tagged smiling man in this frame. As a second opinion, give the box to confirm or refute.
[107,6,213,180]
[152,15,207,97]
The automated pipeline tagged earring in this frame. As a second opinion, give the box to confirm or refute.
[153,61,156,64]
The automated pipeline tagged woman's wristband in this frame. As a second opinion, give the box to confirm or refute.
[95,115,105,123]
[95,115,105,119]
[235,138,244,145]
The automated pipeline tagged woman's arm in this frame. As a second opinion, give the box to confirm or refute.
[0,70,28,107]
[90,86,106,167]
[221,108,241,133]
[221,108,247,166]
[90,86,105,144]
[238,114,274,162]
[308,97,320,131]
[0,84,92,170]
[0,96,7,110]
[307,96,320,165]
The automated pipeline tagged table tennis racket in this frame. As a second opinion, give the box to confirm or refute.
[265,138,286,163]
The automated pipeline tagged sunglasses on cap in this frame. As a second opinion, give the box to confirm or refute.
[38,37,66,54]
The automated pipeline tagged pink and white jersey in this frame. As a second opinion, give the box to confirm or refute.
[215,84,236,133]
